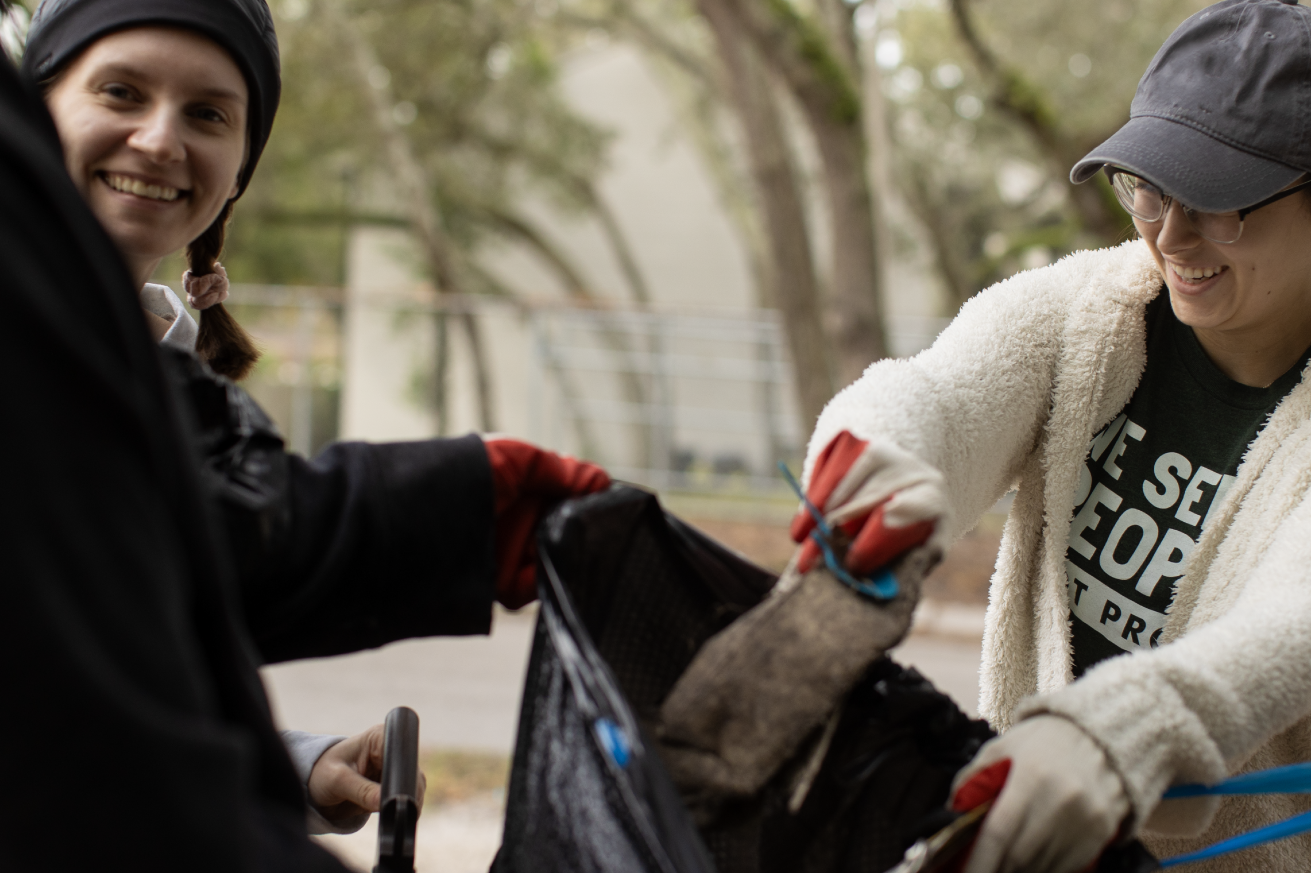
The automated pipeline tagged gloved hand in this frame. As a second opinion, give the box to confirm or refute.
[951,715,1131,873]
[484,437,610,609]
[792,431,948,575]
[183,261,230,310]
[658,544,937,823]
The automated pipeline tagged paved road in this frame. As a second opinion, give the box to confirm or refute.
[261,604,983,751]
[262,607,538,750]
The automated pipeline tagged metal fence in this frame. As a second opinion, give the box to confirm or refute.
[216,284,947,496]
[528,306,802,493]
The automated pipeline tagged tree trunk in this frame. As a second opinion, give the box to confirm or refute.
[696,0,835,430]
[456,308,495,433]
[582,187,672,470]
[812,122,888,384]
[332,1,497,431]
[432,310,449,434]
[861,37,900,335]
[706,0,890,386]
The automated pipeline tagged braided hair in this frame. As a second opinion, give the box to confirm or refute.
[188,201,259,380]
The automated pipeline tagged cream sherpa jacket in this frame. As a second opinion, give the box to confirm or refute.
[805,240,1311,871]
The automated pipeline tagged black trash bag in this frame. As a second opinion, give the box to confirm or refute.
[494,486,1159,873]
[492,485,766,873]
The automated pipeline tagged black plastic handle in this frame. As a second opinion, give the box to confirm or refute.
[373,706,420,873]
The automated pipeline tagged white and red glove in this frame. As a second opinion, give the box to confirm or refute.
[484,437,610,609]
[183,262,230,310]
[950,716,1131,873]
[791,431,948,575]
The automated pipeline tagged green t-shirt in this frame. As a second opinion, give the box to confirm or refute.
[1067,294,1311,677]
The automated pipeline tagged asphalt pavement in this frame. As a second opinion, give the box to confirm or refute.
[260,602,984,751]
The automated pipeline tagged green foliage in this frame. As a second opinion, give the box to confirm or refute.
[226,0,613,288]
[880,0,1209,308]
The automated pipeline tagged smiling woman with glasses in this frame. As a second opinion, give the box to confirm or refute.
[769,2,1311,872]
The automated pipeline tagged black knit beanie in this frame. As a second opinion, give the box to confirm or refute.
[22,0,280,197]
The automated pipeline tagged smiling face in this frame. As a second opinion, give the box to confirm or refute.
[45,26,248,288]
[1135,188,1311,385]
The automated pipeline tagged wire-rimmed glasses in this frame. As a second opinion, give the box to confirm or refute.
[1108,169,1311,244]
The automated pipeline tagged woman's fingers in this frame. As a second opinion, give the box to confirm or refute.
[308,723,384,814]
[331,762,384,813]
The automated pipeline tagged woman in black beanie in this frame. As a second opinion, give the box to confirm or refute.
[22,0,415,836]
[19,0,614,846]
[23,0,280,379]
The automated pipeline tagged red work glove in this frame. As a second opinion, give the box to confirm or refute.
[790,431,947,575]
[484,437,610,609]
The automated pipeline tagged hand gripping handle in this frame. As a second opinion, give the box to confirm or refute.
[373,706,420,873]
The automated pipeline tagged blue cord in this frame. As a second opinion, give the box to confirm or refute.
[1154,762,1311,866]
[1161,808,1311,867]
[1165,762,1311,798]
[777,462,898,601]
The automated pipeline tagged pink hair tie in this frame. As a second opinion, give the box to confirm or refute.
[183,262,230,310]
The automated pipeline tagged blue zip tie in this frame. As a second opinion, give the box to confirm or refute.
[594,717,632,769]
[1161,808,1311,867]
[1165,762,1311,798]
[777,462,898,601]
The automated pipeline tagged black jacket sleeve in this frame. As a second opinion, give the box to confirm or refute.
[163,349,497,664]
[0,58,347,872]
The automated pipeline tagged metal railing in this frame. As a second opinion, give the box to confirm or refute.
[528,306,802,494]
[214,284,948,496]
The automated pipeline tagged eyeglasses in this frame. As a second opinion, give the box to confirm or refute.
[1108,170,1311,244]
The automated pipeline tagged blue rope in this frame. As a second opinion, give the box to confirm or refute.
[1165,762,1311,798]
[1161,809,1311,867]
[777,462,898,601]
[1155,762,1311,866]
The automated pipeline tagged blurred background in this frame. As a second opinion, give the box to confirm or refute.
[2,0,1213,868]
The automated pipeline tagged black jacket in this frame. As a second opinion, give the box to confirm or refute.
[168,348,496,663]
[0,56,494,871]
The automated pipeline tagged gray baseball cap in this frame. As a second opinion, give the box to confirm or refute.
[1071,0,1311,213]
